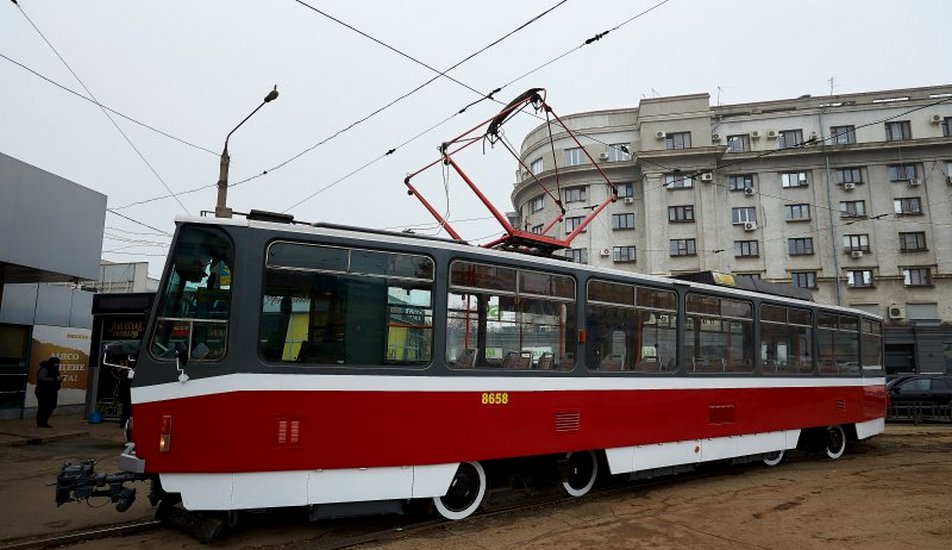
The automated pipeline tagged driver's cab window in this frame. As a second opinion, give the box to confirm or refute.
[150,225,233,362]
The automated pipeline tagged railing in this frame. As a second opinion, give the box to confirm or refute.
[887,402,952,424]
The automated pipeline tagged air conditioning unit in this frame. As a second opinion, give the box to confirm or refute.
[908,178,922,187]
[712,133,721,142]
[700,172,714,182]
[743,221,757,231]
[843,182,856,191]
[655,131,666,140]
[744,187,755,197]
[888,304,905,320]
[623,197,635,205]
[750,130,762,139]
[931,114,943,124]
[850,250,864,259]
[598,152,609,161]
[599,248,611,257]
[766,129,779,139]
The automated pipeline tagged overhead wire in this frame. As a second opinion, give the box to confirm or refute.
[13,4,190,214]
[277,0,675,216]
[0,52,218,156]
[235,0,571,196]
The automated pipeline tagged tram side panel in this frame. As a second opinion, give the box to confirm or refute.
[130,379,883,475]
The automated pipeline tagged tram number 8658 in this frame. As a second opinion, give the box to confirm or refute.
[481,392,509,405]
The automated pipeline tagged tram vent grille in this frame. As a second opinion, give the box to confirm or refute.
[276,418,301,446]
[834,400,847,412]
[554,411,581,433]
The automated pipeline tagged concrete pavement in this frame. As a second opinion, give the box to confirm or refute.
[0,412,155,545]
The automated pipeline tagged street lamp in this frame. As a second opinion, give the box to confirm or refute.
[215,85,279,218]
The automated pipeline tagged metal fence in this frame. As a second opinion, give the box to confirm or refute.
[887,402,952,423]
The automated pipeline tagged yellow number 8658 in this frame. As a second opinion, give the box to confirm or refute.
[481,392,509,405]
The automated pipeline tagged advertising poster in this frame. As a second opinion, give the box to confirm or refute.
[24,325,92,408]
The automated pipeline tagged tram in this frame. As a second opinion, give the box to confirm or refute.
[58,211,887,523]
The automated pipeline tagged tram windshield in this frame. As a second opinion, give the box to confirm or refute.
[150,225,233,362]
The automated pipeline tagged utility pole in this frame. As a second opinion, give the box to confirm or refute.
[216,86,279,218]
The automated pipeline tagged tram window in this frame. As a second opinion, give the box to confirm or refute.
[685,293,754,373]
[760,304,814,375]
[585,280,677,372]
[150,225,233,362]
[817,313,860,375]
[260,242,434,366]
[447,261,576,371]
[861,319,884,374]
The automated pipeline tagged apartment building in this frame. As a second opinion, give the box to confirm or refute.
[512,85,952,374]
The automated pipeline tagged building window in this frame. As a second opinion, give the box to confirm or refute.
[839,200,866,218]
[670,238,697,257]
[665,131,692,150]
[728,174,754,191]
[668,205,695,223]
[734,240,759,257]
[907,303,939,320]
[899,231,927,252]
[664,173,693,189]
[894,197,923,215]
[530,195,544,212]
[788,237,814,256]
[847,270,874,288]
[831,125,856,145]
[612,213,635,230]
[564,186,586,203]
[617,182,635,198]
[779,129,804,149]
[564,147,585,166]
[608,143,631,162]
[888,163,918,181]
[564,216,585,233]
[843,234,870,252]
[903,268,931,287]
[530,158,543,175]
[565,248,587,264]
[784,203,811,221]
[731,206,757,225]
[943,117,952,138]
[834,167,864,185]
[781,171,809,188]
[530,224,543,235]
[885,120,912,141]
[726,134,750,152]
[613,246,637,263]
[791,271,817,289]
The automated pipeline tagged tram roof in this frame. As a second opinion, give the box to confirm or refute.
[176,214,882,321]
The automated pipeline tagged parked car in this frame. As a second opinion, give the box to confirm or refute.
[888,375,952,406]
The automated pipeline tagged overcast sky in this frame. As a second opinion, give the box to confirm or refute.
[2,0,950,277]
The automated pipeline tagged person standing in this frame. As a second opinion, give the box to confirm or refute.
[35,356,64,428]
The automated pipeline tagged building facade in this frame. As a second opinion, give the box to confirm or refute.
[511,85,952,375]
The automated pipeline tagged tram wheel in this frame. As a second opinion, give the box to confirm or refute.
[562,450,598,497]
[433,461,486,521]
[824,425,847,460]
[762,449,785,467]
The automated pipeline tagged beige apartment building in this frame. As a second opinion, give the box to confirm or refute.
[511,85,952,374]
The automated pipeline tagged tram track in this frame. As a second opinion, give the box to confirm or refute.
[0,520,162,550]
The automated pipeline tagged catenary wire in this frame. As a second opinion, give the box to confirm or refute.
[0,52,218,156]
[14,4,190,214]
[279,0,675,215]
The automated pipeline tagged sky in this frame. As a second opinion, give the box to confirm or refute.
[2,0,951,278]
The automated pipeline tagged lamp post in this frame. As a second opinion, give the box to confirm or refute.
[215,86,279,218]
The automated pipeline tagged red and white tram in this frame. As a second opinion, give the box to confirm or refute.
[59,212,886,523]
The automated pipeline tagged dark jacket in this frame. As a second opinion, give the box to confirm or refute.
[35,360,62,395]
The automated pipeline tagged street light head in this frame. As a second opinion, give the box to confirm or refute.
[265,86,279,103]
